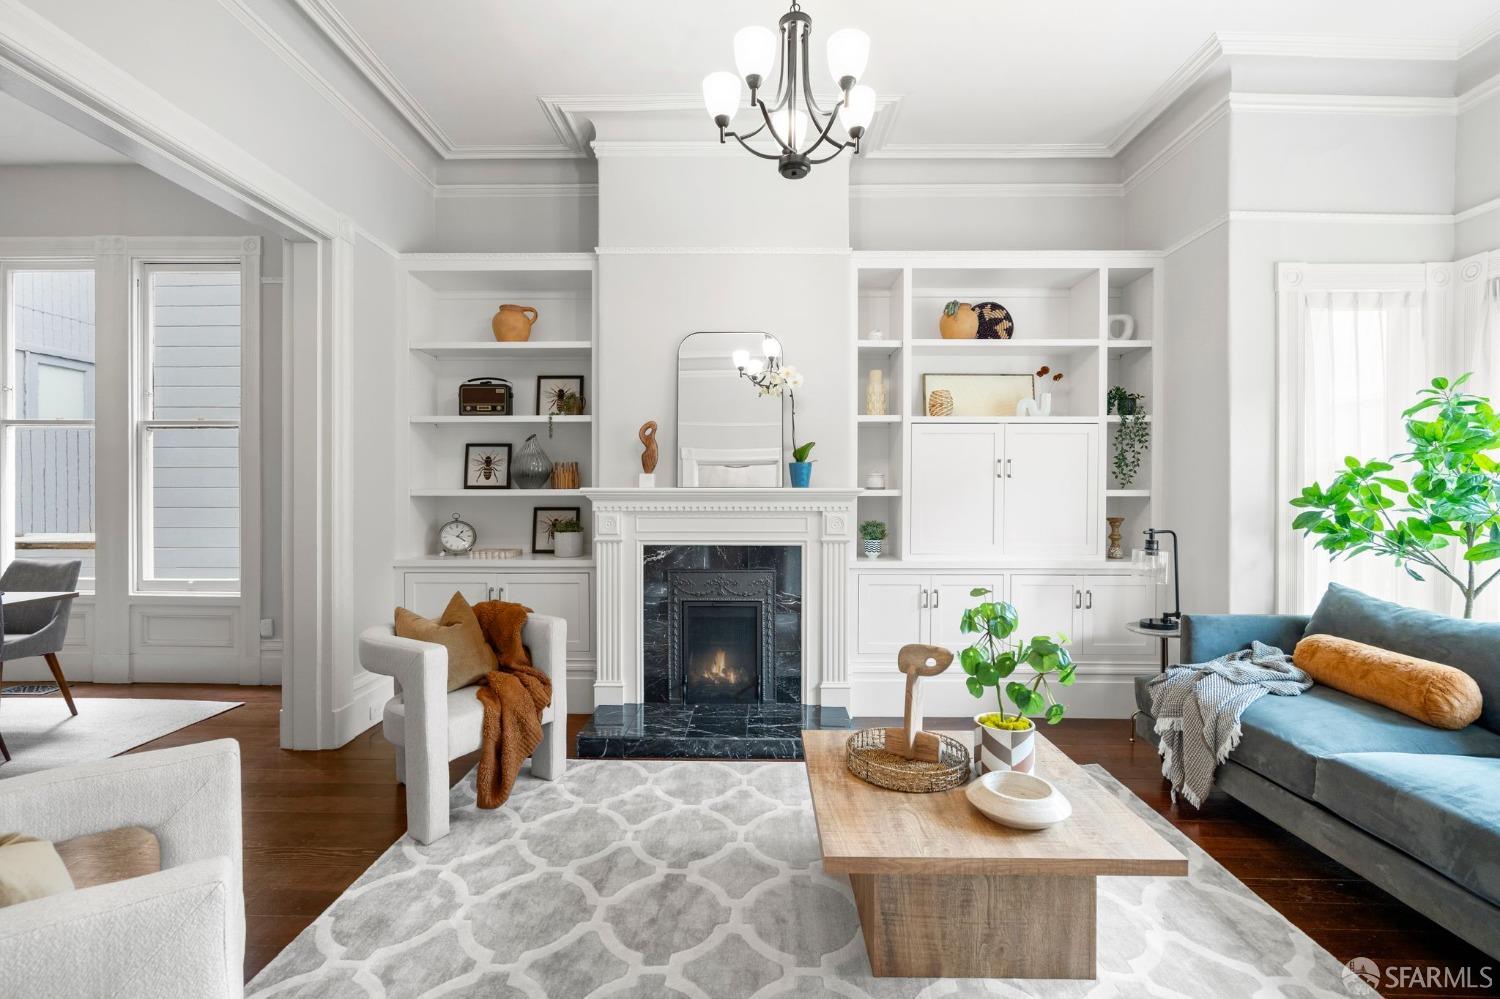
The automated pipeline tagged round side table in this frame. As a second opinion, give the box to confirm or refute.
[1125,620,1180,744]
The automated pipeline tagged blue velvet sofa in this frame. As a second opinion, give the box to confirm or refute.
[1133,583,1500,959]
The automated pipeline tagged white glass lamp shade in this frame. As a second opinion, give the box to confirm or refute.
[702,72,742,122]
[826,28,870,86]
[1132,547,1171,584]
[772,107,813,151]
[731,348,750,370]
[761,335,781,360]
[734,25,777,87]
[840,84,877,135]
[744,356,765,376]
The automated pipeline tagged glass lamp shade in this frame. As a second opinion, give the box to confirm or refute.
[772,107,813,151]
[734,25,777,86]
[1132,547,1171,585]
[743,356,765,376]
[840,84,877,133]
[761,335,781,360]
[702,72,742,121]
[826,28,870,85]
[731,348,750,370]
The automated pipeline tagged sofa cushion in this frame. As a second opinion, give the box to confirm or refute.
[1314,753,1500,907]
[0,832,74,908]
[1221,686,1500,797]
[1294,634,1483,730]
[1307,583,1500,732]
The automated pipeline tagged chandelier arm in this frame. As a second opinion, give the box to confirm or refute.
[806,140,855,165]
[725,130,785,161]
[799,102,847,157]
[754,96,795,154]
[798,24,831,117]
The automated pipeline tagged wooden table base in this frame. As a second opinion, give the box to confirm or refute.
[849,872,1097,979]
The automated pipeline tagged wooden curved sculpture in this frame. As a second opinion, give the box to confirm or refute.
[883,643,954,762]
[638,421,659,474]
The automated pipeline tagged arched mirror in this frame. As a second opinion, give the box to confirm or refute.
[676,331,785,487]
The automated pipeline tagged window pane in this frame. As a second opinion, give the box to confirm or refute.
[12,269,95,419]
[13,426,96,580]
[148,426,238,583]
[150,269,240,420]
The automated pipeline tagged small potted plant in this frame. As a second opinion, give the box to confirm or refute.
[1108,387,1149,488]
[959,586,1076,774]
[1107,385,1143,416]
[789,440,815,488]
[859,520,887,559]
[550,517,585,558]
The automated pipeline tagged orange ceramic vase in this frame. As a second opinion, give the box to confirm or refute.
[492,304,538,342]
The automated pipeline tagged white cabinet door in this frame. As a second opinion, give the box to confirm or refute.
[1008,573,1081,647]
[402,572,497,618]
[1002,423,1100,558]
[928,574,1006,654]
[1080,575,1156,660]
[854,574,930,657]
[501,573,593,656]
[908,424,1002,557]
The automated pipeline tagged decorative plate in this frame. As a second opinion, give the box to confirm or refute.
[973,301,1014,340]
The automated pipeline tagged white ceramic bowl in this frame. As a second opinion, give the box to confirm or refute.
[965,769,1073,830]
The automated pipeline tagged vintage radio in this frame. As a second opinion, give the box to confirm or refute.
[458,377,513,415]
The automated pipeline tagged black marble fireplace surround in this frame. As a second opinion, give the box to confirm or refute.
[575,544,851,759]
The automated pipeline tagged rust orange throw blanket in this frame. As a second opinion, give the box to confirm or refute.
[472,600,553,808]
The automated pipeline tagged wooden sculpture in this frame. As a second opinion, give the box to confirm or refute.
[639,421,659,473]
[882,643,954,762]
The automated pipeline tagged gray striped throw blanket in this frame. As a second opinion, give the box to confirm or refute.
[1148,640,1312,807]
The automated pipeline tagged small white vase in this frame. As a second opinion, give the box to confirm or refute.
[975,715,1037,775]
[553,532,584,558]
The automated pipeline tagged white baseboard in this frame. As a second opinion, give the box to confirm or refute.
[332,670,395,746]
[259,640,284,685]
[848,668,1141,719]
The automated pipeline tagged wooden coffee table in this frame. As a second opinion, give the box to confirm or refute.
[803,729,1187,980]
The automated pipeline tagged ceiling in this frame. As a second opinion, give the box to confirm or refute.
[304,0,1499,159]
[0,91,130,165]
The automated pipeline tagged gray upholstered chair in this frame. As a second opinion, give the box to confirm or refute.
[0,560,83,735]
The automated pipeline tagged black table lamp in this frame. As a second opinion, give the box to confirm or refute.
[1135,527,1180,631]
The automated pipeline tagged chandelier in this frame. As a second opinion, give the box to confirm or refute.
[702,1,876,180]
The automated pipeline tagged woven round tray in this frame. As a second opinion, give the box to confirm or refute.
[845,728,972,793]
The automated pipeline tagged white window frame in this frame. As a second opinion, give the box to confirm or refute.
[131,251,260,596]
[0,255,99,592]
[1274,262,1429,613]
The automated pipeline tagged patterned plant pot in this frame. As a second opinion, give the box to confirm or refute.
[975,715,1036,775]
[861,538,883,559]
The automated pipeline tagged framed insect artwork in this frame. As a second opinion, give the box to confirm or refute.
[464,443,512,489]
[532,506,581,554]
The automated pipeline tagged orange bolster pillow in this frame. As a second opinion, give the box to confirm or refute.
[1293,634,1483,730]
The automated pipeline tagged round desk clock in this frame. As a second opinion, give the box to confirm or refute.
[438,513,476,556]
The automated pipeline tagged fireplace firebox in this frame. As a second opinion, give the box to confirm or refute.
[681,602,760,703]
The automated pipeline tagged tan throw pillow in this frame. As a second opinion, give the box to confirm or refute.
[0,832,75,908]
[395,591,498,691]
[1294,633,1483,730]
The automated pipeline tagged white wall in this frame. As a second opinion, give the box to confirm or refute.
[1456,86,1500,257]
[594,152,853,488]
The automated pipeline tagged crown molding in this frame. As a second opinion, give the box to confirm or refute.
[1459,10,1500,58]
[1458,70,1500,112]
[434,182,598,199]
[1229,209,1455,225]
[1228,92,1456,116]
[1106,35,1225,157]
[865,142,1112,160]
[595,246,851,255]
[214,0,435,191]
[1214,31,1457,61]
[1161,214,1229,256]
[850,182,1121,199]
[1121,99,1230,195]
[1455,195,1500,224]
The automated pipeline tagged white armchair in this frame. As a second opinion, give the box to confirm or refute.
[359,613,566,844]
[0,739,244,999]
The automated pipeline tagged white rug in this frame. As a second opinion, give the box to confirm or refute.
[247,760,1376,999]
[0,697,242,777]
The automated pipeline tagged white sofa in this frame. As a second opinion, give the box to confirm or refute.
[359,613,567,844]
[0,739,244,999]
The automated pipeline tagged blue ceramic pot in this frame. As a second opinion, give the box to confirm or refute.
[788,461,813,488]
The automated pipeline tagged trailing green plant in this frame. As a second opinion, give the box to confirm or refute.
[1290,374,1500,618]
[1107,386,1143,416]
[1111,402,1149,488]
[859,520,887,541]
[792,440,816,464]
[958,586,1076,727]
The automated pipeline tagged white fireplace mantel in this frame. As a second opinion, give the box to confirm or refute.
[583,488,859,709]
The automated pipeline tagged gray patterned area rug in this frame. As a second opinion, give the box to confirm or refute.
[247,760,1373,999]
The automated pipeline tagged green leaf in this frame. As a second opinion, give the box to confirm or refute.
[1366,461,1394,473]
[1344,455,1362,471]
[792,440,816,463]
[1292,510,1323,531]
[1045,703,1065,725]
[965,677,983,699]
[1433,376,1449,390]
[959,645,983,675]
[994,651,1018,678]
[969,587,990,598]
[1464,541,1500,562]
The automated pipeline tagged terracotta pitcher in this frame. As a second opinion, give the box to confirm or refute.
[492,304,538,342]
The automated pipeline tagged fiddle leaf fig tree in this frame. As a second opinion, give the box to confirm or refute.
[1289,374,1500,618]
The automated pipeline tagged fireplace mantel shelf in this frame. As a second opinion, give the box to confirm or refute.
[583,487,862,503]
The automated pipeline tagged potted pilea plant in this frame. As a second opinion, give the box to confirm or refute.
[1108,387,1149,488]
[859,520,887,559]
[550,517,584,558]
[959,586,1076,774]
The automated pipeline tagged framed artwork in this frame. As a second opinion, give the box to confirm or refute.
[532,506,582,554]
[922,373,1034,417]
[464,443,512,489]
[536,375,586,417]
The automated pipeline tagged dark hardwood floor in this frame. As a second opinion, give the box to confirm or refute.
[32,684,1499,997]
